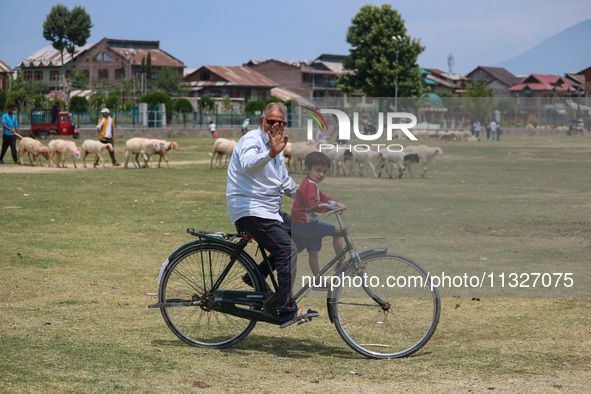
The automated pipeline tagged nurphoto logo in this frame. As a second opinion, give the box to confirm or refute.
[303,106,418,153]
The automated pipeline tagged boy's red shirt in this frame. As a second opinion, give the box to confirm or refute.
[291,177,338,224]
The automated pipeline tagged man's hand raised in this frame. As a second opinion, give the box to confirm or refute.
[267,123,288,158]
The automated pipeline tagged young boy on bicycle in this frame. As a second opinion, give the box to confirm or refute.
[291,152,346,289]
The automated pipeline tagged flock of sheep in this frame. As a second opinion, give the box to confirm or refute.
[16,137,179,169]
[209,136,444,179]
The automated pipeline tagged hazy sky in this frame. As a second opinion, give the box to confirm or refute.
[1,0,589,74]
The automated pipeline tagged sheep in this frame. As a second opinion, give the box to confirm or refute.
[377,150,408,179]
[349,149,380,177]
[466,136,480,142]
[17,137,49,166]
[283,142,292,170]
[290,140,317,173]
[210,138,237,169]
[48,140,81,168]
[322,146,350,176]
[81,139,113,168]
[401,145,443,178]
[151,140,179,168]
[124,138,162,168]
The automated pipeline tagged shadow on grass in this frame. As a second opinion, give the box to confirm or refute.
[152,335,434,360]
[152,334,355,359]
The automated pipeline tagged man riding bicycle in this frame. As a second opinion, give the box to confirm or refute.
[226,102,318,328]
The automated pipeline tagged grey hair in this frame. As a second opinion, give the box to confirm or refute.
[262,102,287,119]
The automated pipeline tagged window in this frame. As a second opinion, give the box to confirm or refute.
[50,71,59,81]
[98,69,108,80]
[200,70,210,81]
[93,53,101,62]
[34,71,43,81]
[24,71,32,81]
[103,53,112,62]
[115,68,125,79]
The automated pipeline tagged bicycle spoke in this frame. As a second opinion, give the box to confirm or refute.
[159,243,259,349]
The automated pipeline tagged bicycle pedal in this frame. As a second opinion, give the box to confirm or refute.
[297,317,311,325]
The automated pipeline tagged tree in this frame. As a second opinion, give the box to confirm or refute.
[198,95,215,113]
[146,52,152,80]
[338,4,425,103]
[462,82,494,122]
[30,95,49,109]
[43,5,92,106]
[174,98,194,127]
[69,96,88,112]
[156,66,183,94]
[71,70,88,90]
[221,95,232,113]
[0,90,7,110]
[245,99,265,114]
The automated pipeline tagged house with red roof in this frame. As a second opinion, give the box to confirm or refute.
[508,74,577,98]
[18,38,184,89]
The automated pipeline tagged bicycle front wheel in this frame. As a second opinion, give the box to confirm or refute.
[159,243,260,349]
[331,252,440,359]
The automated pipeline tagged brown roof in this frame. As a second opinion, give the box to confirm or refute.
[469,66,521,87]
[19,43,95,68]
[110,47,184,68]
[18,38,184,69]
[202,66,277,87]
[0,59,12,73]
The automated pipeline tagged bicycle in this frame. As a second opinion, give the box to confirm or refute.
[149,203,441,359]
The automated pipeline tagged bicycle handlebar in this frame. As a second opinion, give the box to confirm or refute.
[305,201,342,214]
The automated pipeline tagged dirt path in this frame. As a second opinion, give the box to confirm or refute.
[0,160,211,174]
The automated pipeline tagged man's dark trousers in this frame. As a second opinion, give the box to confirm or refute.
[236,211,298,316]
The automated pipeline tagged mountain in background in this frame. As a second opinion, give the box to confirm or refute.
[494,18,591,76]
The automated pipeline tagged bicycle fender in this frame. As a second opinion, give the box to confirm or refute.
[326,247,388,324]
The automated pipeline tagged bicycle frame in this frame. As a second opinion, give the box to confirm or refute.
[151,208,391,326]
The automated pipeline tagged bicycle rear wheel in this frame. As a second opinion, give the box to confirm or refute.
[331,252,440,359]
[159,243,260,348]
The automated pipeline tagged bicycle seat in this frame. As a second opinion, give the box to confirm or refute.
[234,223,251,237]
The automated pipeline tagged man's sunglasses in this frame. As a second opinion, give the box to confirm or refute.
[265,119,286,127]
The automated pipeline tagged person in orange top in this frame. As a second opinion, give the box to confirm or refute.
[96,108,120,167]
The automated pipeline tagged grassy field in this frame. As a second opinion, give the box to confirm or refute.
[1,134,590,392]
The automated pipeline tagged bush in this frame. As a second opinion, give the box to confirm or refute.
[173,98,193,114]
[89,96,104,112]
[139,92,173,122]
[69,96,88,112]
[245,100,265,115]
[198,95,215,113]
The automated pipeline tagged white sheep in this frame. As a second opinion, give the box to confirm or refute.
[349,149,380,177]
[150,140,179,168]
[377,150,408,179]
[401,145,443,178]
[289,140,317,173]
[81,140,113,168]
[48,140,81,168]
[17,137,49,166]
[322,146,350,176]
[124,138,162,168]
[283,142,292,170]
[210,138,237,169]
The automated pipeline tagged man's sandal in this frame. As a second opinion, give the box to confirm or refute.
[279,308,319,329]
